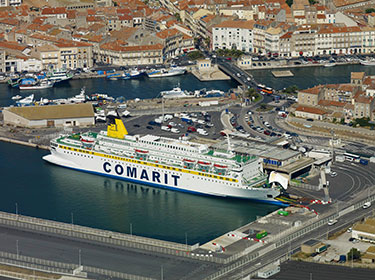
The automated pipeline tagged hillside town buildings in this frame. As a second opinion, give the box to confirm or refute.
[296,72,375,122]
[0,0,374,71]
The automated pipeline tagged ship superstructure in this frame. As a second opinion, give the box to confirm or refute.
[43,116,281,203]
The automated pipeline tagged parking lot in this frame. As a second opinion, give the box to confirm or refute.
[112,110,226,141]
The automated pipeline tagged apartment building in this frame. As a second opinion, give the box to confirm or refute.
[353,93,374,119]
[156,28,183,59]
[55,41,93,70]
[265,27,283,55]
[297,85,324,106]
[212,20,254,52]
[292,27,316,57]
[98,41,163,66]
[31,45,60,70]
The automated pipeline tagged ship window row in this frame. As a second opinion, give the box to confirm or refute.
[191,175,236,186]
[63,151,94,159]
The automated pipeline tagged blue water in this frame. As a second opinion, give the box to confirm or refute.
[0,74,238,107]
[249,64,375,90]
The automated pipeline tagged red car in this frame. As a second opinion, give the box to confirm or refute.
[187,126,197,132]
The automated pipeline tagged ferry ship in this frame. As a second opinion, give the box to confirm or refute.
[43,116,281,203]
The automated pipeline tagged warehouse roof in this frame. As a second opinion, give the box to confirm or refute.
[6,103,94,120]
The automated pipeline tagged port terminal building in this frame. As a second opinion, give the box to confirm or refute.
[3,103,95,128]
[211,139,317,179]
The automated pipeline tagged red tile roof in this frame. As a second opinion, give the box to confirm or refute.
[296,106,327,115]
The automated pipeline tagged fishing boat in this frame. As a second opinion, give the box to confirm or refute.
[147,66,186,78]
[47,69,73,82]
[360,60,375,66]
[19,80,54,90]
[160,85,194,99]
[43,116,282,204]
[68,87,87,103]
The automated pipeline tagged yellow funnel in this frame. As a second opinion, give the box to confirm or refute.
[107,117,128,139]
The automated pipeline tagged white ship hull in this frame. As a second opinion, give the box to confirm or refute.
[147,68,186,78]
[360,60,375,66]
[43,146,282,204]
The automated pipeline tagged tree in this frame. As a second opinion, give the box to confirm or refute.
[286,0,293,7]
[174,13,181,22]
[260,103,267,110]
[365,8,375,13]
[347,248,361,261]
[308,0,317,4]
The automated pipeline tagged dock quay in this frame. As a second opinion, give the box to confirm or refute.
[191,66,231,81]
[272,70,294,77]
[0,136,48,150]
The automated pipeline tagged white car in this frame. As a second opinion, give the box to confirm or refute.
[171,128,180,134]
[330,171,337,177]
[363,202,371,209]
[168,122,177,127]
[161,126,170,131]
[197,119,206,125]
[328,219,338,226]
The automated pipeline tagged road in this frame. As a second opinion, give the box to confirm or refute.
[0,225,220,280]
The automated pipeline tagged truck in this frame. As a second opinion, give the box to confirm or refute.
[360,158,369,165]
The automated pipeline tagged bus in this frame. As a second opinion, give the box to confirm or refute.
[257,84,273,95]
[344,152,360,162]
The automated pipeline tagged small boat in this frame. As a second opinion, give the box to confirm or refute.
[17,94,34,105]
[11,95,22,100]
[128,69,142,78]
[360,60,375,66]
[324,63,336,67]
[147,66,186,78]
[160,85,193,99]
[68,87,86,103]
[19,80,54,90]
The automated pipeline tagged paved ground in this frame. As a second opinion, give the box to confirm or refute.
[0,225,220,280]
[275,260,374,280]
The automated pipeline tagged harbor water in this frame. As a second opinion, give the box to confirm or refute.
[249,64,375,90]
[0,64,373,244]
[0,73,238,107]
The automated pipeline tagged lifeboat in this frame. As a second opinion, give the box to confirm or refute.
[198,161,211,165]
[80,136,95,143]
[214,164,228,169]
[135,149,149,154]
[183,159,196,163]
